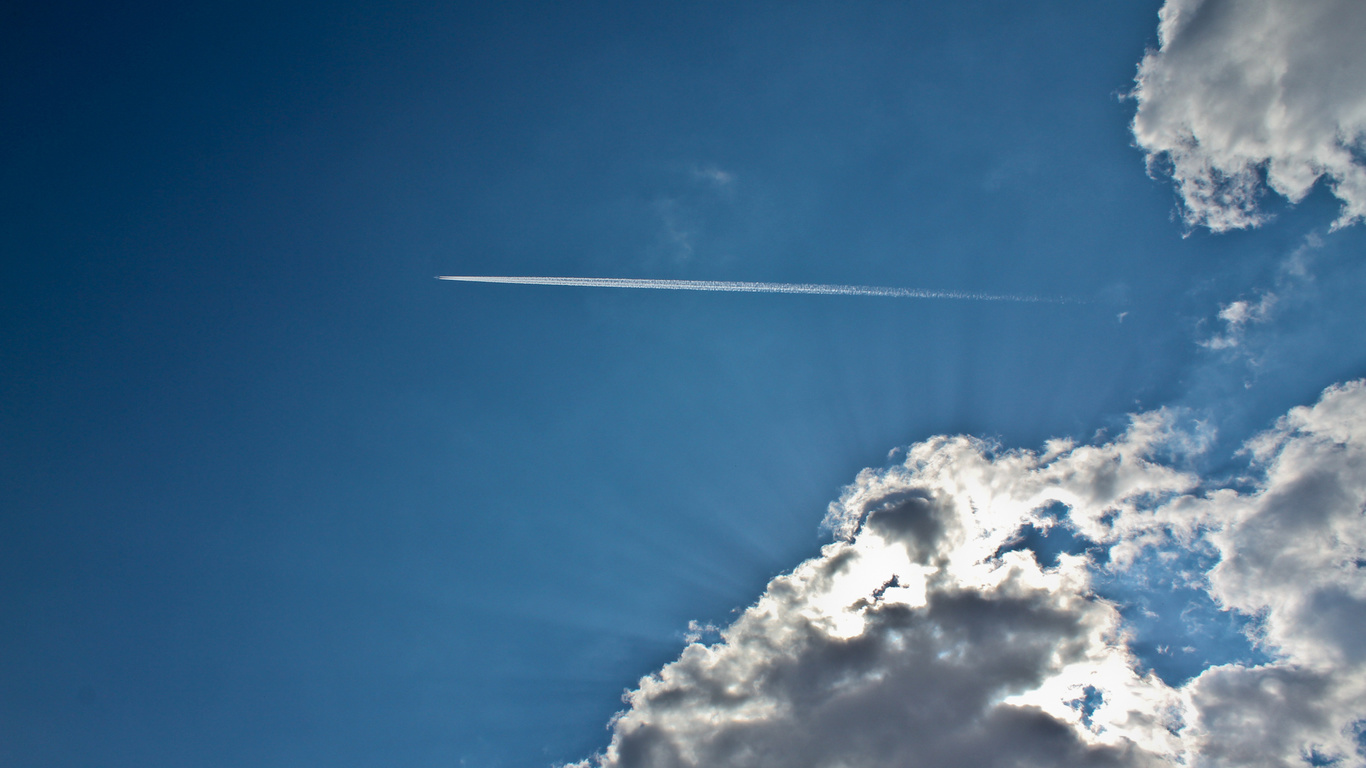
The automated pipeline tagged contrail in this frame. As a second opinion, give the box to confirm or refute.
[437,275,1068,303]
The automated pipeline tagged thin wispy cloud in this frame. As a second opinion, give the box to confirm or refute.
[438,275,1068,303]
[1192,230,1333,390]
[692,164,735,188]
[648,198,698,264]
[1199,292,1276,351]
[645,163,739,264]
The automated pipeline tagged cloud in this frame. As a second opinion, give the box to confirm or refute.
[652,198,697,262]
[570,381,1366,768]
[692,164,736,189]
[644,163,739,263]
[1192,230,1333,393]
[1200,292,1276,350]
[1130,0,1366,232]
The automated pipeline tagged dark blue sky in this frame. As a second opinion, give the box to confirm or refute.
[4,2,1365,766]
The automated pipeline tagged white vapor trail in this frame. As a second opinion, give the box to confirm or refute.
[437,275,1067,303]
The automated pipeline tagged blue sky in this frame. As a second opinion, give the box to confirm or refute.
[3,2,1366,766]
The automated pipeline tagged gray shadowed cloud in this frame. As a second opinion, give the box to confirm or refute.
[1130,0,1366,232]
[569,381,1366,768]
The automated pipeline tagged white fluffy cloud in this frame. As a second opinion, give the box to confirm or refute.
[1131,0,1366,232]
[570,381,1366,768]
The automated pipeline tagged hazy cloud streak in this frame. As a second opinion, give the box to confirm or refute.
[438,275,1066,303]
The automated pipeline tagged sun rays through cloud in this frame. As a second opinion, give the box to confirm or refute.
[7,2,1366,767]
[568,382,1366,768]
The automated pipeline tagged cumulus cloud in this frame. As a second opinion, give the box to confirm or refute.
[1130,0,1366,232]
[570,381,1366,768]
